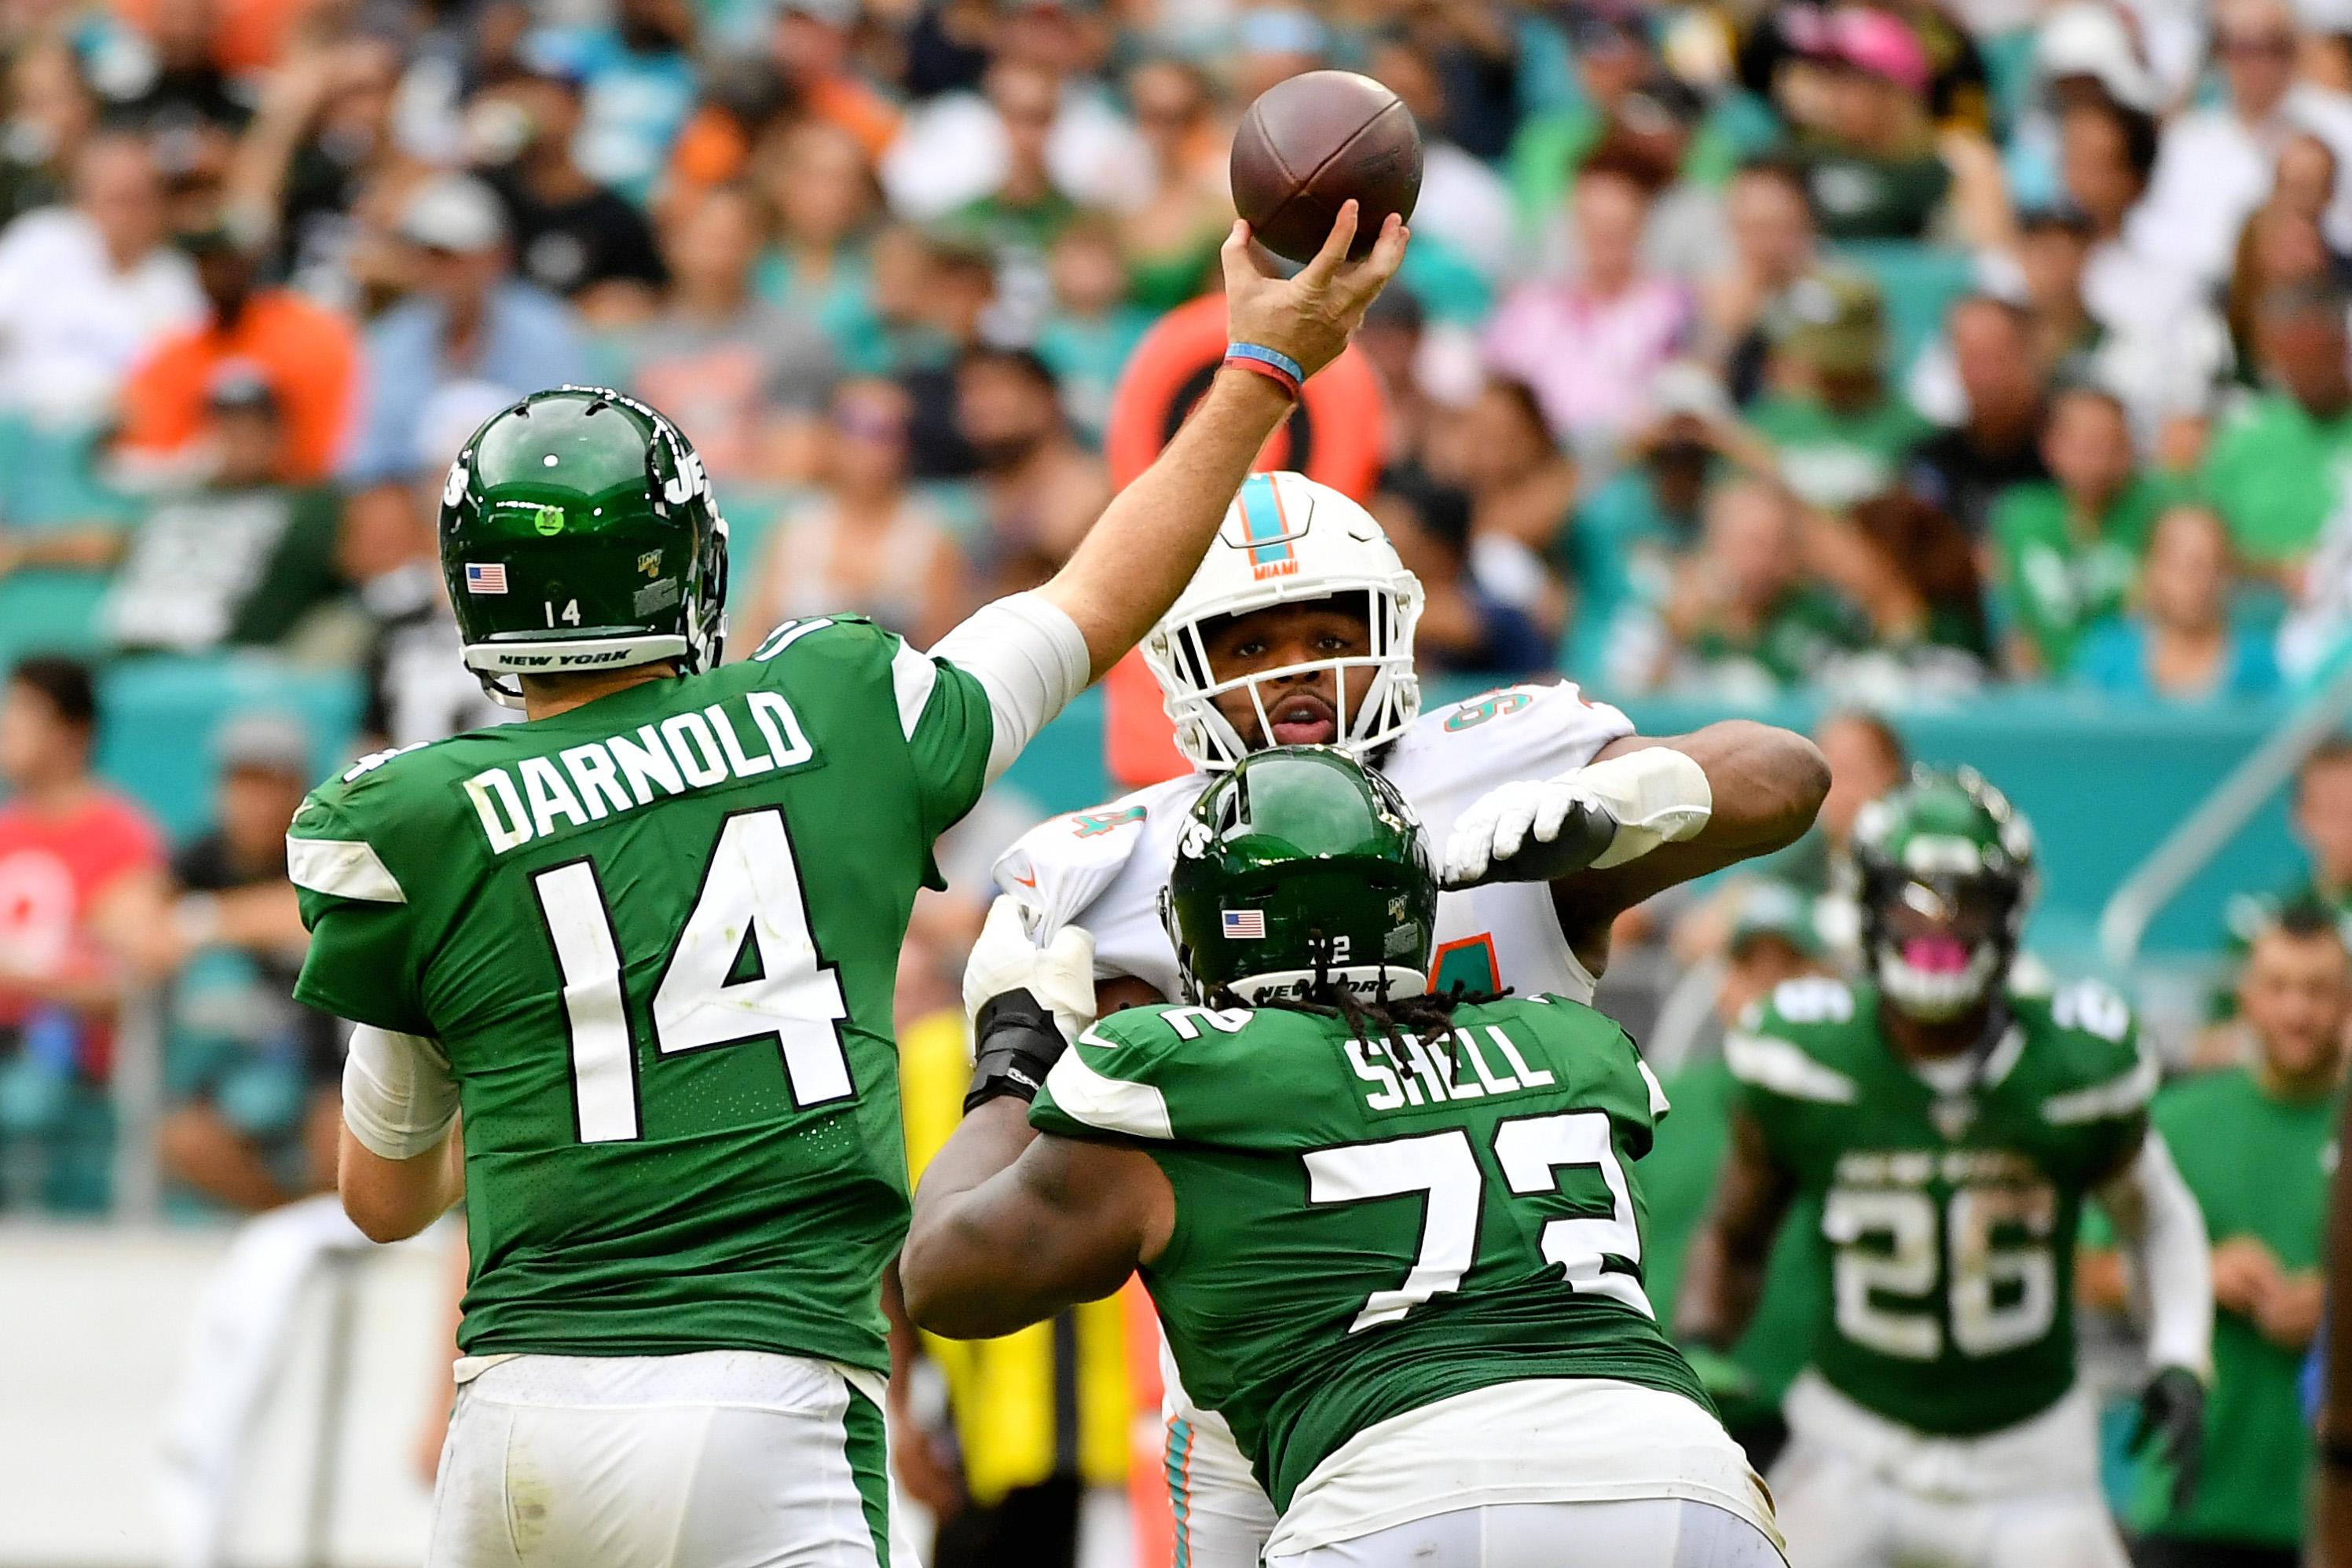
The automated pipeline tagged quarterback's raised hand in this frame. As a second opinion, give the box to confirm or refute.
[1442,776,1620,890]
[1221,200,1409,383]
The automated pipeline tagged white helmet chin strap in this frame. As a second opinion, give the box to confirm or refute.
[1876,943,2002,1022]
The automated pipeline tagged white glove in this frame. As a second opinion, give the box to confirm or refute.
[1440,777,1617,889]
[962,894,1097,1051]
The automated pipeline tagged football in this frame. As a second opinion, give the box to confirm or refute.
[1229,70,1423,264]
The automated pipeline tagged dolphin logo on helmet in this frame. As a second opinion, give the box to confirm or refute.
[1141,471,1424,770]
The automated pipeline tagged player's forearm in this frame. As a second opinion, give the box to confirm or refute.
[2097,1130,2215,1378]
[902,1099,1059,1336]
[1039,368,1294,683]
[338,1123,462,1244]
[1673,1222,1771,1350]
[1608,724,1829,855]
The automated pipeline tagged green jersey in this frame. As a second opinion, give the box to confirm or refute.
[290,617,995,1372]
[1030,994,1709,1512]
[1728,973,2152,1436]
[2133,1068,2336,1548]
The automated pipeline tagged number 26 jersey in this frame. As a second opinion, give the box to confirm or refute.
[1727,973,2155,1437]
[289,617,996,1373]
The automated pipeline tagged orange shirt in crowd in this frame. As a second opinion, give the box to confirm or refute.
[112,0,309,73]
[116,290,360,482]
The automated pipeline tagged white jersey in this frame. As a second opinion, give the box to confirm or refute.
[994,681,1636,1005]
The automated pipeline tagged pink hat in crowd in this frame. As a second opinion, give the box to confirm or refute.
[1829,6,1932,96]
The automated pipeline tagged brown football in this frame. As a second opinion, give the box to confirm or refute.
[1229,70,1423,264]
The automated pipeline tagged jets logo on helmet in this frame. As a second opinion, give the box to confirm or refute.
[439,387,730,708]
[1850,765,2038,1022]
[1142,471,1423,770]
[1159,746,1438,1006]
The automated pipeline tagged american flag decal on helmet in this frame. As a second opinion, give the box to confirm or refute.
[464,562,508,594]
[1222,909,1266,939]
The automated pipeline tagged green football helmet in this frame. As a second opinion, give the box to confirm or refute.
[439,387,728,706]
[1850,765,2038,1022]
[1160,746,1438,1006]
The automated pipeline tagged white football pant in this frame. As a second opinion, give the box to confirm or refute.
[426,1350,919,1568]
[1264,1499,1786,1568]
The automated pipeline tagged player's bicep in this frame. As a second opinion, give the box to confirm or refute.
[1712,1108,1799,1261]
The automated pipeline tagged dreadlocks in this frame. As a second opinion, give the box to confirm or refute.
[1242,978,1510,1055]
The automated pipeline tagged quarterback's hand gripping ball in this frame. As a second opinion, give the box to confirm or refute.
[1441,777,1620,890]
[962,895,1098,1052]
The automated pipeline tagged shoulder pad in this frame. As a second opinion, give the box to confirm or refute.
[1393,680,1636,779]
[287,782,409,906]
[1724,978,1864,1105]
[1039,1005,1256,1141]
[993,776,1196,931]
[2027,979,2153,1125]
[742,614,885,667]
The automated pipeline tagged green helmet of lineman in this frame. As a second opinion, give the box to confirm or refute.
[1161,746,1438,1006]
[1850,765,2038,1022]
[438,387,728,706]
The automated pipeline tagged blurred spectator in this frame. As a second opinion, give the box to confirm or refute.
[954,60,1079,265]
[745,379,967,650]
[881,1,1148,221]
[1847,488,1991,668]
[0,657,165,1207]
[2075,504,2280,701]
[2202,280,2352,573]
[0,132,201,430]
[1565,369,1724,684]
[471,52,665,321]
[2227,201,2339,381]
[1482,153,1688,461]
[1991,383,2172,674]
[151,712,335,1213]
[2229,742,2352,951]
[1749,268,1926,510]
[1661,477,1868,693]
[754,119,886,372]
[0,41,98,229]
[103,366,345,655]
[1782,8,2005,245]
[767,0,898,159]
[1903,295,2050,537]
[1698,157,1819,405]
[2131,0,2352,286]
[109,0,254,145]
[1391,1,1519,163]
[2090,908,2342,1568]
[1452,379,1577,560]
[606,183,835,485]
[1376,478,1556,677]
[224,35,405,306]
[342,173,584,487]
[885,228,996,478]
[1367,33,1512,296]
[1793,707,1908,895]
[1115,57,1227,314]
[1505,5,1683,255]
[1033,217,1149,449]
[114,226,357,485]
[954,346,1106,594]
[548,0,699,204]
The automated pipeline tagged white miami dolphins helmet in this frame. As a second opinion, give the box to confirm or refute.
[1141,471,1423,771]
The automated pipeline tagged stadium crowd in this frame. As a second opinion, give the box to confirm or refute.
[2,0,2352,1563]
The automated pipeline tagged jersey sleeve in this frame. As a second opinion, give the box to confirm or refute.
[287,782,432,1035]
[1721,980,1865,1174]
[1416,680,1638,782]
[2032,980,2156,1180]
[991,788,1158,933]
[893,637,995,842]
[1031,1009,1188,1144]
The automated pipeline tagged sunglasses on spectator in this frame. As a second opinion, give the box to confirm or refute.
[2220,32,2297,58]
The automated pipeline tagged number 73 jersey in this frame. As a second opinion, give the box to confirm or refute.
[1727,974,2156,1437]
[287,618,997,1375]
[1030,993,1710,1515]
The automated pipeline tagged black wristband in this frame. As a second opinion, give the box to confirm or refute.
[2321,1432,2352,1475]
[964,988,1072,1113]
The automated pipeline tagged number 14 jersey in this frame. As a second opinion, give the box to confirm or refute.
[288,618,997,1372]
[1727,974,2155,1437]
